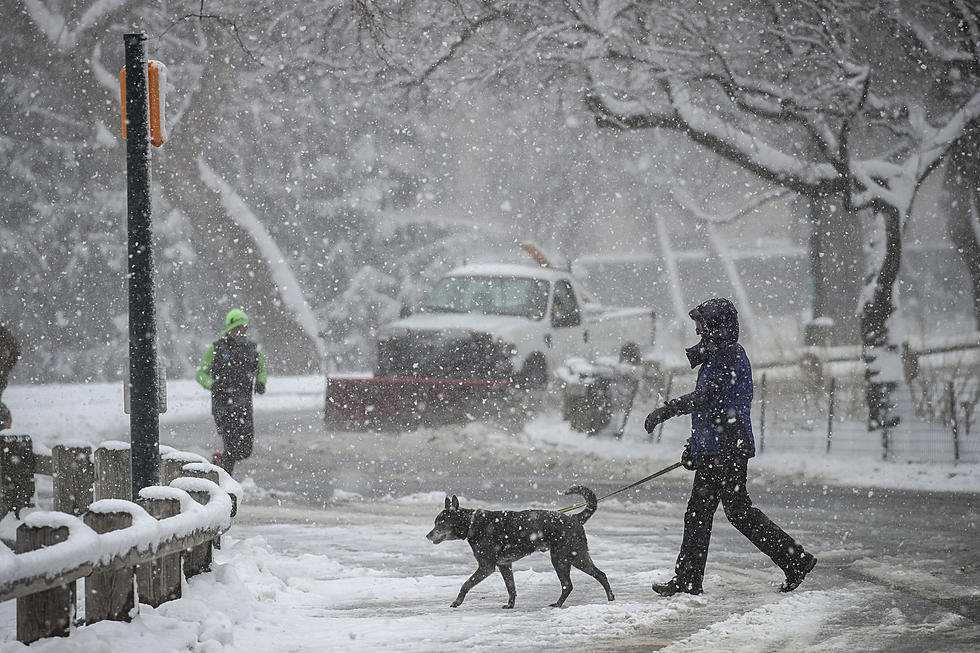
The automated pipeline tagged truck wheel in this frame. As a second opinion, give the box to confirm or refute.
[567,379,612,434]
[518,354,548,389]
[620,342,642,366]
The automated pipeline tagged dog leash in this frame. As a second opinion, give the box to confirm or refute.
[557,461,684,513]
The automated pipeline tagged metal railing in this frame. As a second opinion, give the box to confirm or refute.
[647,336,980,463]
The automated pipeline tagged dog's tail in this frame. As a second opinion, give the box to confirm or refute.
[563,485,598,523]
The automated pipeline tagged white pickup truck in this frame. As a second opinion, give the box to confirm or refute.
[324,262,655,426]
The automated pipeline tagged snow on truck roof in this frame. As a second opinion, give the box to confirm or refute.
[444,263,571,281]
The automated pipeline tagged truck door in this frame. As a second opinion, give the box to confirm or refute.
[547,279,586,370]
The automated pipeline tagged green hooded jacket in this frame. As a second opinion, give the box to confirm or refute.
[196,310,267,394]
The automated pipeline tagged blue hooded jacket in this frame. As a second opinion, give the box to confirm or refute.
[668,298,755,458]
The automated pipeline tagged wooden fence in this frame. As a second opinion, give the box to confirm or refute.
[0,436,240,645]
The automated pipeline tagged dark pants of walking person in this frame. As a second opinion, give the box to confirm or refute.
[675,453,803,589]
[213,395,254,475]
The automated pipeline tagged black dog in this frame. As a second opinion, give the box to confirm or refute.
[426,486,615,608]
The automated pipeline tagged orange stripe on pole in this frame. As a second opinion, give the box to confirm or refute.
[120,67,127,140]
[147,62,162,147]
[120,62,165,146]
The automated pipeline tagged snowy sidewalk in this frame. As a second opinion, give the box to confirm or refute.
[4,488,977,653]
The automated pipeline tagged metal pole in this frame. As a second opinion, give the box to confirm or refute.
[825,376,836,453]
[655,371,672,443]
[805,196,826,346]
[125,33,160,498]
[759,373,767,454]
[882,424,889,462]
[948,381,960,463]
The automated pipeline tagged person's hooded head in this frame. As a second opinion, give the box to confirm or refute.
[685,298,739,367]
[224,309,249,338]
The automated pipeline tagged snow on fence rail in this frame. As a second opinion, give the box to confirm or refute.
[0,436,241,644]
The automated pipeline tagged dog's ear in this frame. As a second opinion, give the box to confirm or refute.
[445,496,451,510]
[451,495,459,510]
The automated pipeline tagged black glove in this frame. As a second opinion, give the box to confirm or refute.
[254,381,266,395]
[681,439,696,470]
[644,402,677,433]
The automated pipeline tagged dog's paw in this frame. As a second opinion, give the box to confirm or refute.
[501,603,514,609]
[450,600,462,608]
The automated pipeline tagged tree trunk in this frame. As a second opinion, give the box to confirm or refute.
[859,205,907,449]
[157,35,319,374]
[808,188,865,345]
[944,119,980,330]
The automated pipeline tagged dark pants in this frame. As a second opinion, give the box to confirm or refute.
[675,453,808,587]
[212,394,254,475]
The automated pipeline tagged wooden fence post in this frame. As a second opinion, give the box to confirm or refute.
[135,495,181,607]
[178,467,219,485]
[182,489,213,578]
[16,522,73,643]
[94,444,131,501]
[83,508,135,623]
[53,445,94,516]
[180,464,233,530]
[160,452,204,485]
[160,457,186,486]
[0,434,36,518]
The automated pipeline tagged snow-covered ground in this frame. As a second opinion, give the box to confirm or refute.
[0,378,978,652]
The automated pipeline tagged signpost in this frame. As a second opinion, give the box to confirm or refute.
[122,33,163,499]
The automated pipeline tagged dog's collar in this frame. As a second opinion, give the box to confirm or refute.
[466,510,479,539]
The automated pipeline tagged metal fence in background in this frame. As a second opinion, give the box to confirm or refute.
[752,355,979,464]
[647,340,979,464]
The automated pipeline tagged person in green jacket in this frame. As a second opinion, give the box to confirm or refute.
[197,309,267,474]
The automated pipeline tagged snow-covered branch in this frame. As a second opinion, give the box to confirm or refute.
[23,0,126,51]
[852,91,980,212]
[668,185,788,225]
[197,157,329,368]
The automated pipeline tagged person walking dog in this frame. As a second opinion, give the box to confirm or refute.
[644,298,816,595]
[197,309,267,475]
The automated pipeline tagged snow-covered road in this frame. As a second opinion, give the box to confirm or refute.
[0,378,978,651]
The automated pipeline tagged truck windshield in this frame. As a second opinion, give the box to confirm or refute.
[421,276,549,319]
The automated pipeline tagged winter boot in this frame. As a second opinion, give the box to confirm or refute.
[652,577,702,596]
[780,553,817,592]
